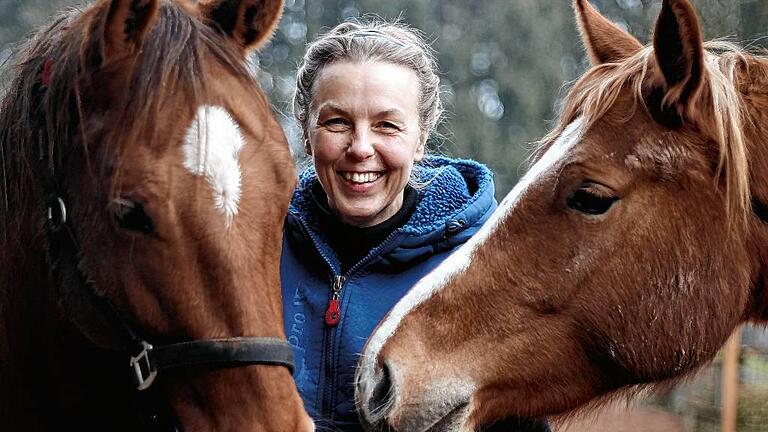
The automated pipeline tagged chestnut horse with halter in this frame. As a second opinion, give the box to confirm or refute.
[0,0,311,431]
[357,0,768,430]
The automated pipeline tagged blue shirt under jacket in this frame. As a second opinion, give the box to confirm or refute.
[281,157,497,431]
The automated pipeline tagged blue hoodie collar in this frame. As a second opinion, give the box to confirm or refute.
[286,156,496,266]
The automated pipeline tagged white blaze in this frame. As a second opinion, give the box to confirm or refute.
[183,105,245,227]
[359,117,587,390]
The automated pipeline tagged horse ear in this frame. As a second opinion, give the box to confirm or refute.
[199,0,284,54]
[104,0,159,58]
[573,0,643,65]
[646,0,705,126]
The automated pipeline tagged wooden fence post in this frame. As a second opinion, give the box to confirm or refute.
[721,327,741,432]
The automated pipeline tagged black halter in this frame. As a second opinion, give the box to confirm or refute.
[36,60,293,431]
[45,194,295,430]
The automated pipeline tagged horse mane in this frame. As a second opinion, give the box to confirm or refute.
[0,1,264,245]
[539,41,757,224]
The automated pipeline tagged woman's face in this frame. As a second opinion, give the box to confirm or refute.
[308,60,424,228]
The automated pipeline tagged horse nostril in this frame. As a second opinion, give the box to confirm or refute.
[368,360,395,419]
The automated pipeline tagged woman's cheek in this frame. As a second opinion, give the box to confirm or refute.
[312,134,344,163]
[378,137,414,168]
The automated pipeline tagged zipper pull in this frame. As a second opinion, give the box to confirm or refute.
[325,276,345,326]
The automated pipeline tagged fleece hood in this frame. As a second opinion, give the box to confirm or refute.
[285,156,496,270]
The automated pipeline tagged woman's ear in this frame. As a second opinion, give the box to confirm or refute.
[414,138,426,162]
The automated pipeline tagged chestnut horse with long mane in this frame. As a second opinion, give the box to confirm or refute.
[357,0,768,430]
[0,0,311,431]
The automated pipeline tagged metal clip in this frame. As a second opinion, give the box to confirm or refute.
[130,341,157,391]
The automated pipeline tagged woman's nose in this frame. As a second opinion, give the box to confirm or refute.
[348,129,376,160]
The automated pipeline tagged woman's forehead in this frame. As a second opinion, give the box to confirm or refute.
[311,61,420,115]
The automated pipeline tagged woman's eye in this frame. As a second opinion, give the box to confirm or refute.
[566,183,619,216]
[378,121,399,131]
[323,118,349,129]
[111,198,155,234]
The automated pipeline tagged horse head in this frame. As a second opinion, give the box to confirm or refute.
[356,0,768,430]
[0,0,312,430]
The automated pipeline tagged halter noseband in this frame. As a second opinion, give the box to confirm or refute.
[37,59,294,431]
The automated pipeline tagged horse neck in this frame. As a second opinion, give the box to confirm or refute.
[1,185,48,382]
[0,231,47,429]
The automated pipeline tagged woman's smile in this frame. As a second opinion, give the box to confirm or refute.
[339,171,384,183]
[337,171,385,194]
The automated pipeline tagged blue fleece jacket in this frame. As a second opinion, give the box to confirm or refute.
[281,157,496,431]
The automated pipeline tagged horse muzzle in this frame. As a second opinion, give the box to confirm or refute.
[356,358,476,432]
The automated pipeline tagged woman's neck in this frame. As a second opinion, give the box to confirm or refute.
[314,184,419,273]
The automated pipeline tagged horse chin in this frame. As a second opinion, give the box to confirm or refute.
[381,402,471,432]
[423,403,471,432]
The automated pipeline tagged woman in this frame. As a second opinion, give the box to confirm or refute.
[281,19,549,431]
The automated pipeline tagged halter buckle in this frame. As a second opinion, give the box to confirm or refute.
[130,341,157,391]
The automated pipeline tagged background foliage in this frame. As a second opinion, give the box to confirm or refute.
[2,0,767,193]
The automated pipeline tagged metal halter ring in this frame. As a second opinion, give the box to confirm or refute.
[47,197,67,231]
[130,341,158,391]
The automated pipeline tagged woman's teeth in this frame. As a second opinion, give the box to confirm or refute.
[341,172,383,184]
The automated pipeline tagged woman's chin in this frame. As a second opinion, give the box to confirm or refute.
[333,204,390,227]
[338,211,382,227]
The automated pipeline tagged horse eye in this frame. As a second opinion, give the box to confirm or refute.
[111,198,155,234]
[566,184,619,216]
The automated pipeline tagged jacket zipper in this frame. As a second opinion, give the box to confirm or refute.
[295,222,344,419]
[319,231,402,419]
[325,275,345,326]
[296,217,403,421]
[321,275,344,419]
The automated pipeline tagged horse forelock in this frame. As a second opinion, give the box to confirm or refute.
[539,41,757,228]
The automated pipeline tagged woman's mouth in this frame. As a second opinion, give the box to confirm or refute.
[339,171,384,184]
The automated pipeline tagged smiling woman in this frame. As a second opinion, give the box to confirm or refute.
[309,60,425,227]
[280,19,548,432]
